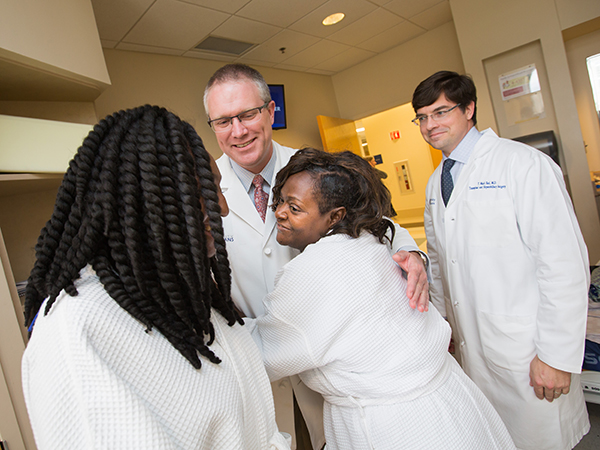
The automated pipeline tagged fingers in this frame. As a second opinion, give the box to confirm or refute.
[406,269,429,311]
[415,280,429,312]
[533,384,545,400]
[544,387,555,402]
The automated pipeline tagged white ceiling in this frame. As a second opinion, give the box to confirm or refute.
[91,0,453,75]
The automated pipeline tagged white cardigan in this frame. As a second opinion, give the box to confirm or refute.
[22,266,290,450]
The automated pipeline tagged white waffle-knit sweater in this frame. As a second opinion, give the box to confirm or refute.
[22,266,290,450]
[250,233,515,450]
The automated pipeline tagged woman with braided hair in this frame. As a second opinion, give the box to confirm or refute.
[21,105,290,450]
[248,148,515,449]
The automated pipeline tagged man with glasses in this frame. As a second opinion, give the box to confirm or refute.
[412,70,590,449]
[203,63,429,450]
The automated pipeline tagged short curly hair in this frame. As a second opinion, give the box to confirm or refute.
[272,148,395,244]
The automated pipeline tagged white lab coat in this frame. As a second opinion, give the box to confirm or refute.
[218,140,423,449]
[424,129,590,450]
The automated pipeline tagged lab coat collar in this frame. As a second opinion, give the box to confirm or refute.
[217,140,289,239]
[444,128,500,208]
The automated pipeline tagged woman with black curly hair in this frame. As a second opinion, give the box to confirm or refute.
[21,105,290,450]
[249,148,515,450]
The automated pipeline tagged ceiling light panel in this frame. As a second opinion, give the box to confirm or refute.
[194,36,255,55]
[289,0,377,38]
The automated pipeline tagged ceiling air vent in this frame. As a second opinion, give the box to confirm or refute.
[194,36,255,56]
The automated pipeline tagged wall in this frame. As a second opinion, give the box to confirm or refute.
[332,22,465,120]
[565,27,600,172]
[94,49,341,159]
[361,103,434,224]
[0,0,109,87]
[554,0,600,30]
[449,0,600,263]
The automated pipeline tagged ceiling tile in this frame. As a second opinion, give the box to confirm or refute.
[313,47,375,72]
[327,7,402,46]
[179,0,253,14]
[90,0,155,42]
[382,0,446,20]
[182,50,237,62]
[232,57,277,68]
[305,68,336,76]
[100,39,119,49]
[282,39,351,68]
[91,0,453,75]
[357,20,425,53]
[236,0,329,28]
[273,63,309,72]
[288,0,377,38]
[409,1,452,30]
[238,30,320,64]
[116,42,186,56]
[210,16,282,44]
[123,0,229,50]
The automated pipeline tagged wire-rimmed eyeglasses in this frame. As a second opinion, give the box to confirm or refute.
[208,102,270,132]
[411,104,461,126]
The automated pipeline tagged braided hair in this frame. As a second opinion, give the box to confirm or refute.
[272,148,395,244]
[24,105,241,369]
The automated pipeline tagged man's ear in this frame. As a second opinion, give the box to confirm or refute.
[328,207,346,228]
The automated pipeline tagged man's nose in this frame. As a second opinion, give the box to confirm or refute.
[230,117,248,137]
[424,117,438,130]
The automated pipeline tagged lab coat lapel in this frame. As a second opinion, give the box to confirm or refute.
[219,158,266,235]
[445,129,497,208]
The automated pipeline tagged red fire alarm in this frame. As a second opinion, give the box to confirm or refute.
[390,130,401,141]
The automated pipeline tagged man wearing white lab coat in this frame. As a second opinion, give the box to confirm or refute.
[204,63,430,450]
[413,70,590,450]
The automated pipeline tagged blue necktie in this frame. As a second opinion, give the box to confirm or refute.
[441,159,456,206]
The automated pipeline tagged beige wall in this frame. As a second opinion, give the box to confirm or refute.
[94,49,341,159]
[0,0,109,86]
[565,28,600,172]
[449,0,600,263]
[555,0,600,30]
[332,22,465,120]
[361,103,434,223]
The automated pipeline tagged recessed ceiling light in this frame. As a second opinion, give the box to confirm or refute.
[322,13,345,26]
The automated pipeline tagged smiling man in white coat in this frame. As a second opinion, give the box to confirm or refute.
[413,70,590,450]
[203,63,430,450]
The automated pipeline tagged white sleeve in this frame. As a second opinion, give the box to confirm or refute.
[512,151,589,373]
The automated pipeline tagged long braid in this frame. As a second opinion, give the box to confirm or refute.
[24,105,236,368]
[183,122,240,327]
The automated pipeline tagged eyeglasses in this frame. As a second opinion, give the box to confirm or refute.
[208,102,270,132]
[411,104,461,126]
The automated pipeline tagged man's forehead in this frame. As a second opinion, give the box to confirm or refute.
[206,79,261,114]
[417,93,452,112]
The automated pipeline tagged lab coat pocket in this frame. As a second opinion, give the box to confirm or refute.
[478,311,536,373]
[463,200,517,247]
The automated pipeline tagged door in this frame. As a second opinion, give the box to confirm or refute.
[316,115,362,155]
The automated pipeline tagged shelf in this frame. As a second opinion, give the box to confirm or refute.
[0,173,63,198]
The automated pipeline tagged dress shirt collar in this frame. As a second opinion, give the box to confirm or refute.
[230,150,277,193]
[443,126,482,165]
